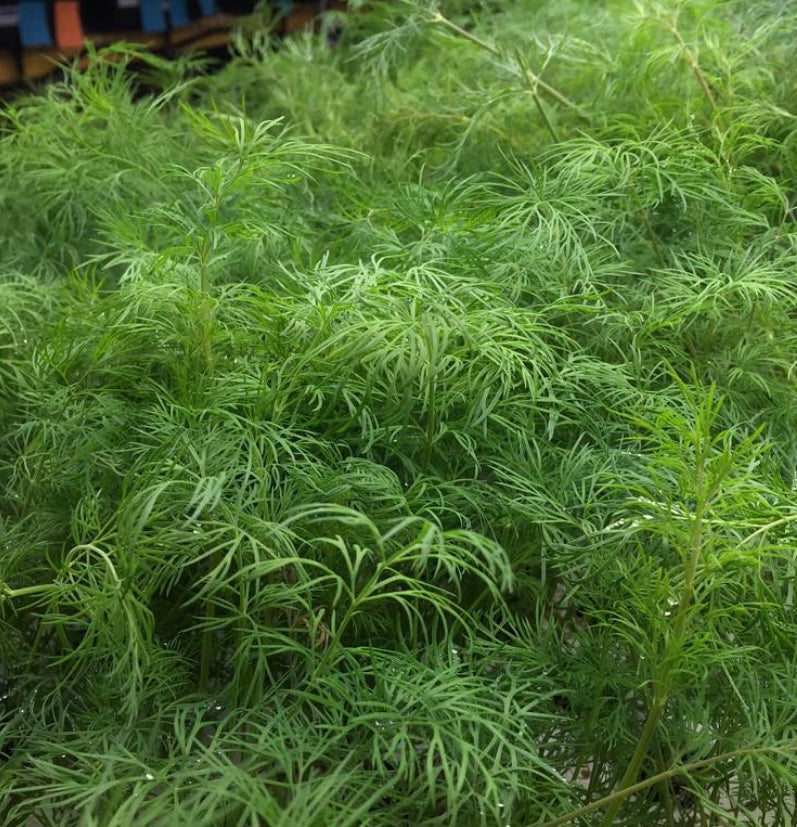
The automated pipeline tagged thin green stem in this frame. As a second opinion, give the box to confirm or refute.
[427,12,591,122]
[600,432,707,826]
[2,582,60,599]
[514,48,561,142]
[742,513,797,546]
[672,30,718,113]
[599,692,668,826]
[424,376,437,471]
[654,739,676,827]
[427,12,501,56]
[539,743,797,827]
[531,92,560,143]
[641,209,666,268]
[651,15,719,115]
[199,509,219,693]
[197,236,214,373]
[312,600,357,679]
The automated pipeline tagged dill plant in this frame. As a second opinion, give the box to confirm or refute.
[1,1,797,825]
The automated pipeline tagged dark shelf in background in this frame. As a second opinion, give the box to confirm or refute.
[0,2,343,87]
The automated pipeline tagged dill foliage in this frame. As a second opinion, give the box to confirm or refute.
[1,2,797,824]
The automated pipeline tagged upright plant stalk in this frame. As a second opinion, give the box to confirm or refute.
[196,190,219,375]
[424,377,437,470]
[600,400,709,826]
[198,248,214,373]
[422,318,441,471]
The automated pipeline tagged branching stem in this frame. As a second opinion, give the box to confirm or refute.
[599,412,708,825]
[426,11,591,122]
[540,743,797,827]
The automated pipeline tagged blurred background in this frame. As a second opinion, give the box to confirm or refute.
[0,0,343,86]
